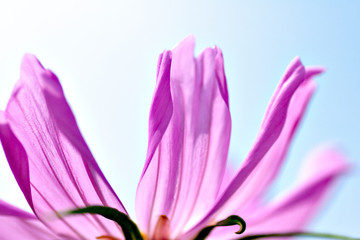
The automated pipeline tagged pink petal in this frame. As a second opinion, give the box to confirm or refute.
[135,50,173,234]
[210,148,348,239]
[0,55,127,239]
[135,36,231,237]
[215,67,324,219]
[182,57,315,238]
[0,199,57,239]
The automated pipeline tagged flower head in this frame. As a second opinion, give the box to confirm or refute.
[0,36,348,240]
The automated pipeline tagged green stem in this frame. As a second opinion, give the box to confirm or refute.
[238,232,360,240]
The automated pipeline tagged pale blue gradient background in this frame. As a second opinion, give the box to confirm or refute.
[0,0,359,237]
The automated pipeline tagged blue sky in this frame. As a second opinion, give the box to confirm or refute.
[0,0,359,237]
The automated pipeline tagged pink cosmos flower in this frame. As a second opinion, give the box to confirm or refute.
[0,36,348,240]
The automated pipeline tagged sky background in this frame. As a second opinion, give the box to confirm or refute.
[0,0,359,237]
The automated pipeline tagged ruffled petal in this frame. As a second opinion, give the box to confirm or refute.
[0,55,126,239]
[0,199,57,240]
[135,36,231,237]
[208,148,348,239]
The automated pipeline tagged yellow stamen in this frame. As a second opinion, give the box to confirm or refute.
[96,235,121,240]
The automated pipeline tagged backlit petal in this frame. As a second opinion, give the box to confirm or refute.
[209,148,348,239]
[0,199,57,240]
[0,55,126,239]
[182,57,311,239]
[216,67,324,219]
[136,36,231,237]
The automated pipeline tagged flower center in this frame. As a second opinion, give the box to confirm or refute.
[96,235,121,240]
[151,215,170,240]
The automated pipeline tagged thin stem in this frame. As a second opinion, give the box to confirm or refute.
[238,232,360,240]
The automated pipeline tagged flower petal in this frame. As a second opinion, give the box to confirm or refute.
[0,199,57,239]
[135,50,173,234]
[135,36,231,237]
[215,67,324,219]
[182,57,313,238]
[207,148,348,239]
[0,55,127,239]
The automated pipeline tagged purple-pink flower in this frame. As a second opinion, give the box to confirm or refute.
[0,36,347,240]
